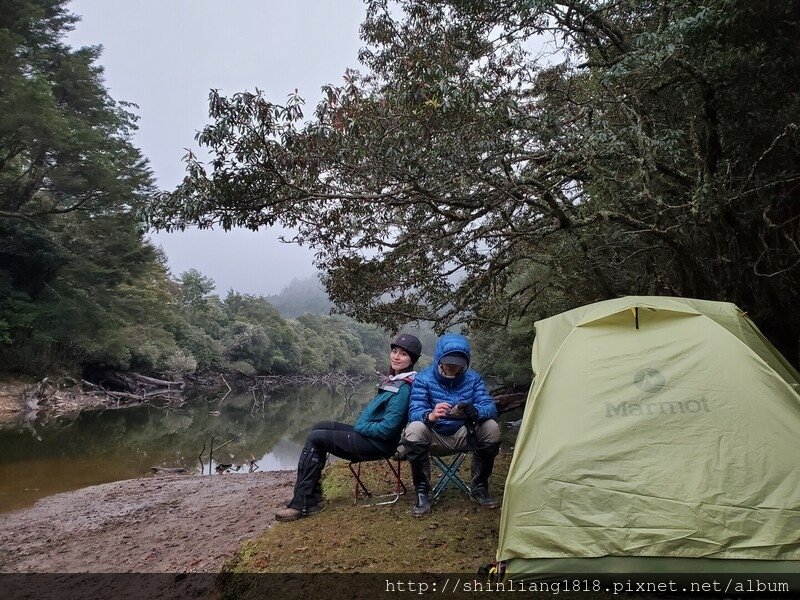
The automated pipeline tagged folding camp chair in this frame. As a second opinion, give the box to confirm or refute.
[348,458,407,506]
[430,452,471,501]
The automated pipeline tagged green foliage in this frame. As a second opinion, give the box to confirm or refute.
[178,268,216,307]
[165,276,388,377]
[149,0,800,371]
[0,1,390,379]
[163,349,197,377]
[263,276,444,370]
[0,0,177,374]
[471,318,534,387]
[171,322,225,371]
[291,314,374,375]
[0,0,152,223]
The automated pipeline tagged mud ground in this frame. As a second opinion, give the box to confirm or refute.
[0,379,27,421]
[0,470,295,573]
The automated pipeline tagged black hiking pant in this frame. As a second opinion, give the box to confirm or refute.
[287,421,389,513]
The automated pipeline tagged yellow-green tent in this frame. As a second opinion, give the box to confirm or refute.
[498,296,800,575]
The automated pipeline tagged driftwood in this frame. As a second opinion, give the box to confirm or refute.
[217,376,232,406]
[493,392,527,414]
[488,382,530,414]
[78,370,185,408]
[198,433,209,474]
[151,467,188,475]
[24,377,94,415]
[23,378,49,413]
[122,372,184,388]
[197,433,244,475]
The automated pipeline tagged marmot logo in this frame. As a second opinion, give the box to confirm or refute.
[633,368,666,394]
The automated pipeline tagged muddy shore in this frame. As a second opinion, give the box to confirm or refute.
[0,379,28,422]
[0,470,294,573]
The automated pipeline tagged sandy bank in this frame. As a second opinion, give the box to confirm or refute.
[0,470,295,573]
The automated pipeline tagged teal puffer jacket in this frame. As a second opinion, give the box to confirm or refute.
[354,377,413,454]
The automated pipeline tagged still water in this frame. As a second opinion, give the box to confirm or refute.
[0,383,374,513]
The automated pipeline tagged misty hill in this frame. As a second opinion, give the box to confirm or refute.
[267,276,333,318]
[267,276,440,367]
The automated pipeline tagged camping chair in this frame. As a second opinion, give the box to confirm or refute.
[430,451,471,501]
[348,458,407,506]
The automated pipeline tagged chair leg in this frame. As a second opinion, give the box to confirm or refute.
[349,461,372,504]
[385,459,407,496]
[349,459,408,506]
[431,453,471,501]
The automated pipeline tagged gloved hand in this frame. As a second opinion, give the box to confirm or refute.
[456,403,480,449]
[451,402,478,423]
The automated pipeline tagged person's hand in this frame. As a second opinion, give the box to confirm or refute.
[450,402,478,422]
[462,403,478,421]
[428,402,452,422]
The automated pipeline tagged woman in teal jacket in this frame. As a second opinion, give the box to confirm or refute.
[275,333,422,521]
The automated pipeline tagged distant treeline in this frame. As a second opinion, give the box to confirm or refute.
[1,250,400,378]
[266,277,333,318]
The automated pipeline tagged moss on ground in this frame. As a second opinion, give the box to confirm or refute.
[218,420,620,600]
[224,448,513,574]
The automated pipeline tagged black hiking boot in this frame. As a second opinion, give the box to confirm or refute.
[412,488,432,517]
[471,448,500,508]
[409,455,432,517]
[470,485,499,508]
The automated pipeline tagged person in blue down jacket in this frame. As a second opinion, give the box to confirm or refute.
[402,333,500,516]
[275,333,422,522]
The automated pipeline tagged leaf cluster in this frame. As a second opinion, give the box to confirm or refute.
[149,0,799,368]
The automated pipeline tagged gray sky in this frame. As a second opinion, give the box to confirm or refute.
[65,0,366,295]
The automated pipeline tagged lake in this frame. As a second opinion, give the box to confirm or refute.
[0,382,374,513]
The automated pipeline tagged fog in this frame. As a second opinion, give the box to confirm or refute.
[66,0,365,294]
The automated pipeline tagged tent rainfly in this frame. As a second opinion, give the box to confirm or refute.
[497,296,800,577]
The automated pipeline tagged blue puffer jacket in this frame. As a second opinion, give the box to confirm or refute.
[408,334,497,436]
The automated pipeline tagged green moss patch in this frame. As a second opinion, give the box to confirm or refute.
[224,449,513,574]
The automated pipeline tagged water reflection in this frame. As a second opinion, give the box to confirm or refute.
[0,382,373,513]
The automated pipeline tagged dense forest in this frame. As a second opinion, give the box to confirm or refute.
[0,1,408,381]
[150,0,800,367]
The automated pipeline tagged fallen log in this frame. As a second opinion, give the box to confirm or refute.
[493,392,527,414]
[81,379,103,390]
[490,382,530,415]
[122,372,184,388]
[105,391,145,402]
[79,369,187,408]
[143,387,182,398]
[151,467,188,475]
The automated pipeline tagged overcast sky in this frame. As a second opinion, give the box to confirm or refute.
[65,0,366,295]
